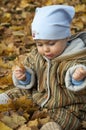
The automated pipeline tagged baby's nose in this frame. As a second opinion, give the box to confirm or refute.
[43,45,49,52]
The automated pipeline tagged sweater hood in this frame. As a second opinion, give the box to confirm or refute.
[62,38,85,56]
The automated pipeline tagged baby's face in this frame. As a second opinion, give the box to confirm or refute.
[36,39,67,59]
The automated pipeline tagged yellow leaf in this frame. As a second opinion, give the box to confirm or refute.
[45,0,65,5]
[82,121,86,128]
[18,124,31,130]
[12,31,25,36]
[80,13,86,23]
[0,102,14,112]
[11,96,34,110]
[0,121,12,130]
[75,4,86,12]
[10,26,24,31]
[1,112,26,129]
[0,58,14,69]
[38,116,50,125]
[28,119,38,127]
[0,72,13,86]
[1,13,11,23]
[44,0,53,5]
[20,0,29,8]
[0,89,4,93]
[0,43,6,55]
[75,21,84,30]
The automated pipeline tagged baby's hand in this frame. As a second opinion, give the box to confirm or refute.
[12,66,26,81]
[72,67,86,81]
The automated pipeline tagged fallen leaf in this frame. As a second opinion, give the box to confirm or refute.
[82,121,86,128]
[1,112,26,129]
[31,109,48,120]
[75,4,86,12]
[18,124,31,130]
[28,119,38,127]
[0,72,13,87]
[38,116,50,125]
[0,121,12,130]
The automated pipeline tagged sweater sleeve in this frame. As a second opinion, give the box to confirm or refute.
[12,67,35,89]
[12,47,38,89]
[18,71,31,85]
[71,78,84,86]
[65,64,86,91]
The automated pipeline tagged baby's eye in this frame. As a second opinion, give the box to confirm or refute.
[48,42,55,46]
[36,43,43,46]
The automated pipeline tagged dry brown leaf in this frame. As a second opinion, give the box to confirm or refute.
[0,58,14,69]
[72,18,84,31]
[8,96,39,114]
[75,4,86,12]
[38,116,50,125]
[18,124,31,130]
[18,124,39,130]
[44,0,65,5]
[0,72,13,87]
[11,96,33,109]
[75,21,84,30]
[80,13,86,24]
[0,41,16,56]
[30,126,39,130]
[22,112,30,120]
[1,13,11,23]
[82,121,86,128]
[19,0,30,8]
[12,31,25,36]
[0,121,12,130]
[44,0,53,5]
[1,112,26,129]
[0,96,38,113]
[0,68,8,77]
[28,119,39,127]
[12,56,26,72]
[31,109,48,120]
[5,43,15,54]
[10,26,24,31]
[0,102,15,112]
[0,43,6,55]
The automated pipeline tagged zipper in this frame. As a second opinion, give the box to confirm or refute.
[41,57,51,107]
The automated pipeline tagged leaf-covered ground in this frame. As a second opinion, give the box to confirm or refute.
[0,0,86,130]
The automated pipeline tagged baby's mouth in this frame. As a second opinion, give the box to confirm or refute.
[45,54,54,59]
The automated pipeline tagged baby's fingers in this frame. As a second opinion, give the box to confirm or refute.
[13,65,25,73]
[15,73,26,80]
[72,67,86,81]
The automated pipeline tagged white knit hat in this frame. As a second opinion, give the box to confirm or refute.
[31,5,75,40]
